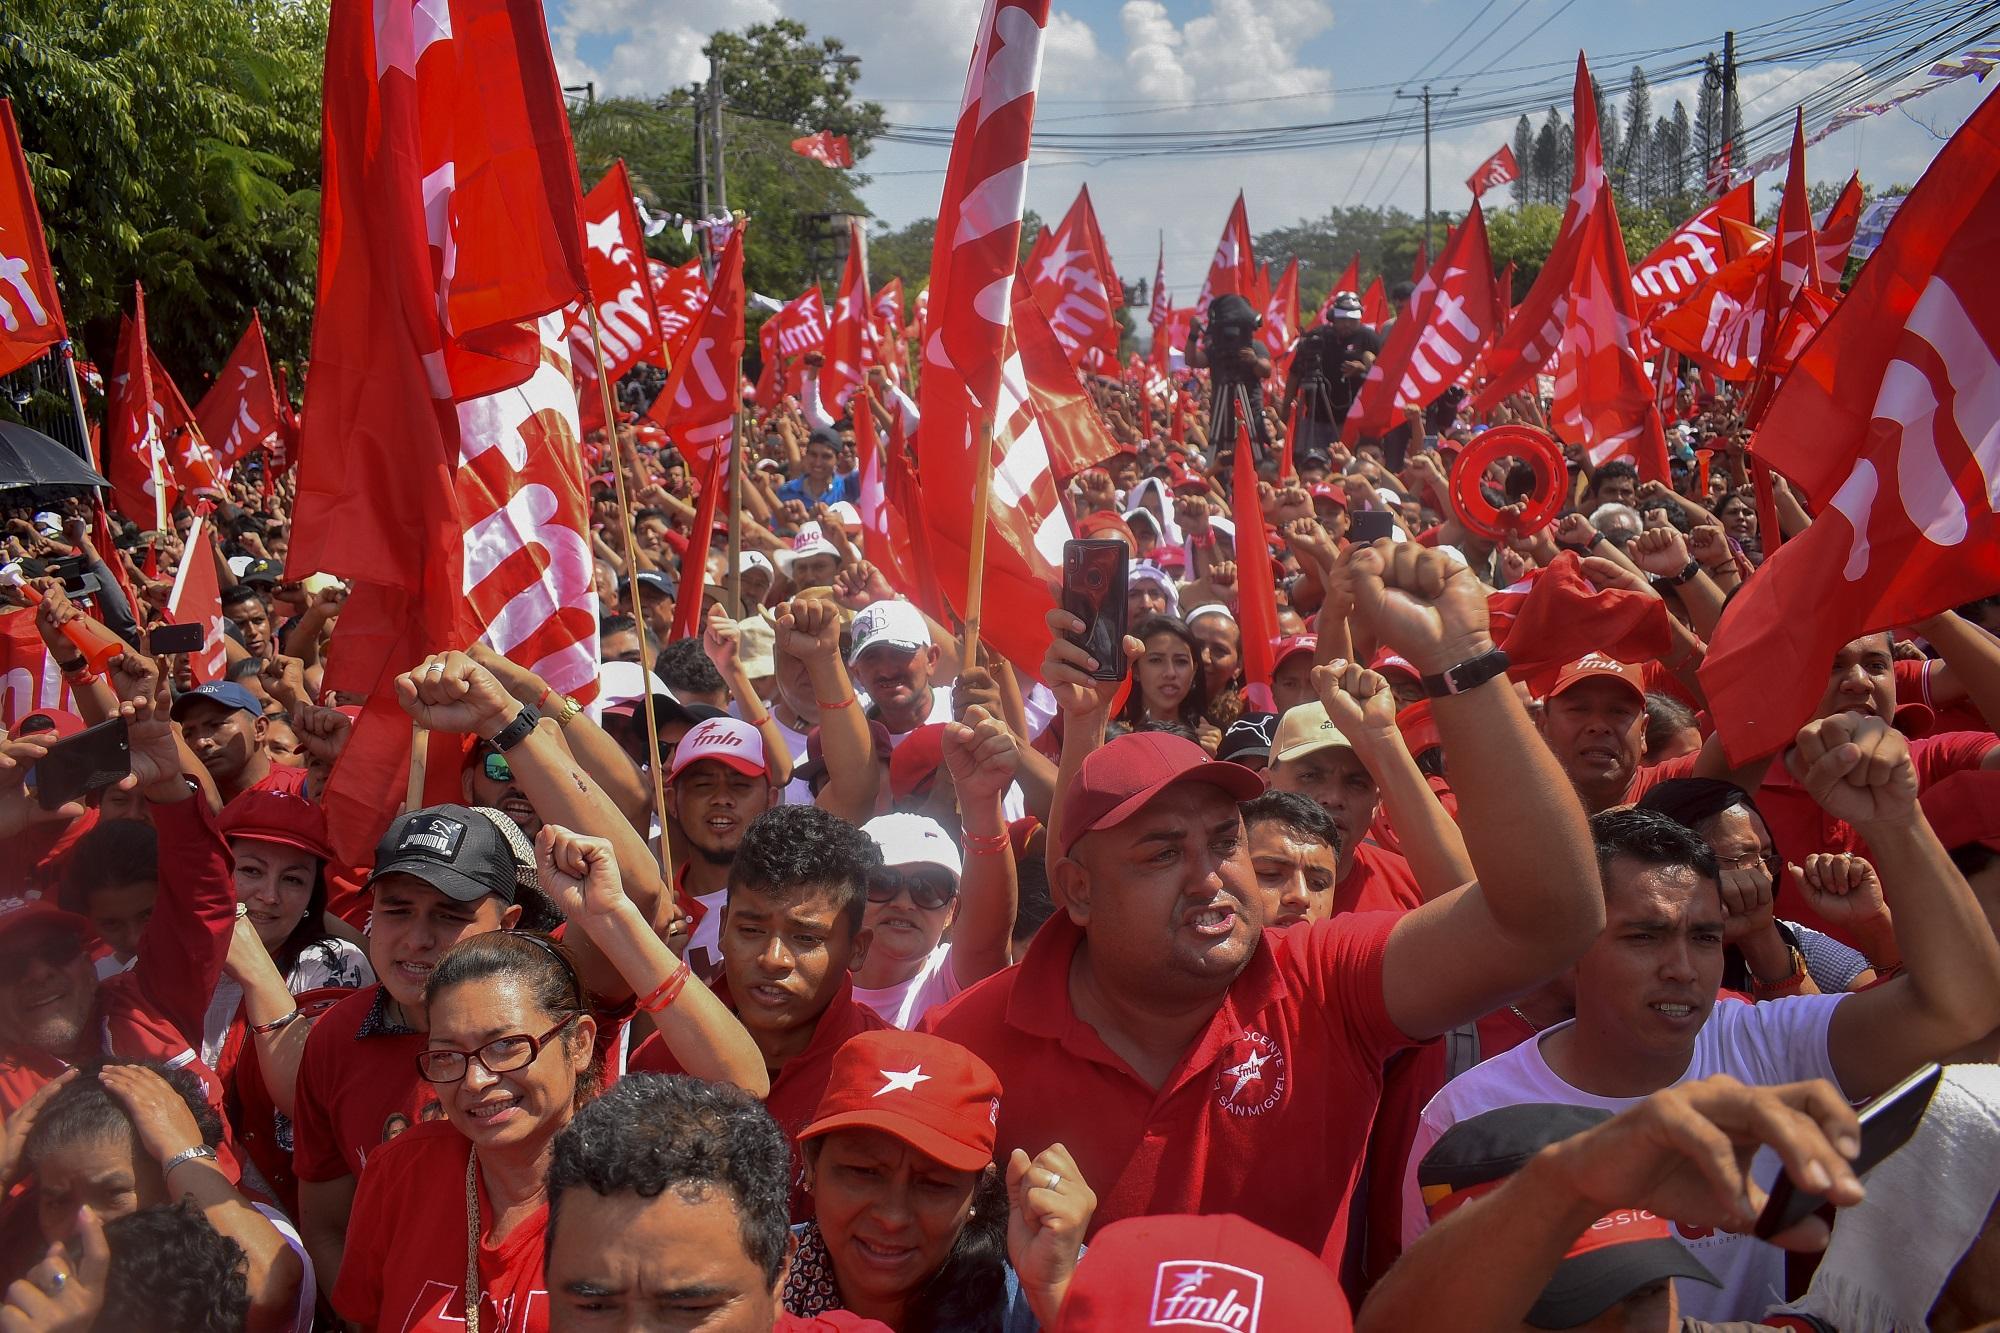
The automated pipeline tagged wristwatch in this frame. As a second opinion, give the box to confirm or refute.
[488,705,541,753]
[162,1144,218,1175]
[1652,559,1702,588]
[1420,648,1511,698]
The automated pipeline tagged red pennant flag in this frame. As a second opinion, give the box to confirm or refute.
[568,159,666,427]
[1630,182,1754,324]
[652,258,709,361]
[916,0,1061,676]
[1705,138,1734,197]
[1250,262,1273,320]
[821,221,871,417]
[1319,253,1361,323]
[1195,192,1254,316]
[1024,184,1123,372]
[1360,275,1388,329]
[874,277,905,339]
[1231,415,1278,712]
[1465,143,1520,199]
[768,287,829,361]
[669,448,727,642]
[194,314,285,467]
[645,227,746,465]
[1260,257,1301,377]
[882,413,949,624]
[1549,198,1672,478]
[293,0,596,866]
[1650,240,1777,380]
[1475,54,1613,411]
[1494,261,1515,333]
[1346,202,1499,442]
[104,288,171,525]
[789,130,854,169]
[147,348,222,500]
[1769,112,1821,312]
[1010,279,1120,481]
[1813,173,1865,289]
[165,517,229,685]
[1409,245,1427,287]
[0,100,66,378]
[1702,86,2000,761]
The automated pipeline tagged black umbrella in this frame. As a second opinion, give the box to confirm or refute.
[0,419,108,491]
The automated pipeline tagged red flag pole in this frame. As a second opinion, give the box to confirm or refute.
[959,414,996,665]
[586,300,673,875]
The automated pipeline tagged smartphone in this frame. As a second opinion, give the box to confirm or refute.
[147,622,206,655]
[1061,539,1129,683]
[33,717,131,811]
[1753,1062,1941,1239]
[1350,510,1396,543]
[44,556,100,600]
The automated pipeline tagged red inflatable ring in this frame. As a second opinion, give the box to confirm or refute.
[1448,425,1567,540]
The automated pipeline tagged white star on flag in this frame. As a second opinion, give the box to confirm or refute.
[875,1066,931,1096]
[1035,234,1081,287]
[585,213,623,259]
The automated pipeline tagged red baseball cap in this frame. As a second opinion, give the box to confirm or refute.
[889,722,949,800]
[1921,770,2000,853]
[1546,652,1645,707]
[1307,482,1348,510]
[1272,635,1317,672]
[15,708,84,740]
[1074,511,1138,549]
[1051,1213,1351,1333]
[1055,731,1263,862]
[0,894,91,947]
[1396,697,1442,756]
[218,787,335,862]
[798,1029,1002,1172]
[1369,648,1421,685]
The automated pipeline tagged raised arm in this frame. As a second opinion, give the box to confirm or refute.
[940,706,1021,977]
[536,825,768,1097]
[781,598,878,824]
[1799,715,2000,1097]
[468,641,652,831]
[1358,542,1604,1040]
[1038,607,1142,859]
[1912,610,2000,738]
[703,605,793,786]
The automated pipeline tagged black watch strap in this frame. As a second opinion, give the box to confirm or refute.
[1420,648,1511,698]
[489,706,541,753]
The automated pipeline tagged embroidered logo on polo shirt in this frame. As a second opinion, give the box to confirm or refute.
[1149,1260,1264,1330]
[1213,1030,1285,1117]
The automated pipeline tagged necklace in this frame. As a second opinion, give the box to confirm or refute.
[1507,1004,1547,1033]
[464,1151,481,1333]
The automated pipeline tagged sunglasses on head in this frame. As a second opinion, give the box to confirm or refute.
[865,865,958,911]
[0,930,84,985]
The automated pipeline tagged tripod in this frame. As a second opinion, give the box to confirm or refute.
[1205,378,1269,470]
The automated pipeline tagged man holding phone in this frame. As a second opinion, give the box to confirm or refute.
[1402,717,2000,1320]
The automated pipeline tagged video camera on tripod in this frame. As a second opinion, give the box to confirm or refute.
[1191,294,1271,465]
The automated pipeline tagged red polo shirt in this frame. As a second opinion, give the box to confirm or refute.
[1332,842,1422,916]
[922,908,1414,1252]
[629,975,886,1221]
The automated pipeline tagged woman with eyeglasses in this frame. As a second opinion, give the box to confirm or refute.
[333,826,767,1333]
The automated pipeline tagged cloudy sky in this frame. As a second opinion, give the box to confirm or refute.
[546,0,1993,301]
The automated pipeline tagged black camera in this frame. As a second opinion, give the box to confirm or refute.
[1200,294,1262,371]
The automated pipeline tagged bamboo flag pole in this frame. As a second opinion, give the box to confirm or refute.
[406,721,428,811]
[584,301,673,882]
[958,414,996,665]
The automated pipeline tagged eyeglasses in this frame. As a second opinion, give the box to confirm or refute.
[0,931,84,985]
[481,751,513,785]
[1717,848,1782,876]
[865,865,958,911]
[416,1013,577,1084]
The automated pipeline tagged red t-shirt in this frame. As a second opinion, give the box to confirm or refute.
[334,1121,550,1333]
[922,909,1416,1253]
[1333,841,1423,916]
[1895,657,1990,736]
[628,976,887,1221]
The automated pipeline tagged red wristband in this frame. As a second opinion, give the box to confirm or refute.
[961,831,1009,856]
[636,963,692,1014]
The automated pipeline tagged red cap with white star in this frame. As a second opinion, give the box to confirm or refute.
[798,1029,1001,1172]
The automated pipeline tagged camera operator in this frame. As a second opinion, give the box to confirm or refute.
[1186,293,1272,462]
[1284,290,1379,456]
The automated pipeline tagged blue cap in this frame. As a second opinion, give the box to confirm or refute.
[170,680,262,720]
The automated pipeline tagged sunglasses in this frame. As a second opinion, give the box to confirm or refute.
[417,1012,576,1084]
[865,865,958,912]
[0,931,84,985]
[481,751,513,785]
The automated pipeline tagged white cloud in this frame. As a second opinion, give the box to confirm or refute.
[549,0,779,94]
[1120,1,1191,103]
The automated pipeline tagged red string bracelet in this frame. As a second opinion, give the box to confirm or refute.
[636,963,692,1014]
[961,831,1009,856]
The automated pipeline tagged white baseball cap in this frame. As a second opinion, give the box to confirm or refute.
[668,716,769,783]
[790,521,839,562]
[826,501,863,532]
[597,660,674,711]
[737,550,774,576]
[863,812,963,879]
[848,599,933,663]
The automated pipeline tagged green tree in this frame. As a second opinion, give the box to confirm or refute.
[860,211,1042,293]
[702,21,885,149]
[1253,205,1419,310]
[1511,114,1535,208]
[0,0,327,394]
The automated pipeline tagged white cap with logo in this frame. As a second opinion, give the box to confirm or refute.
[848,599,933,663]
[667,717,769,782]
[863,812,964,879]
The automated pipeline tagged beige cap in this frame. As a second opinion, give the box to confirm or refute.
[1270,701,1353,764]
[737,614,777,678]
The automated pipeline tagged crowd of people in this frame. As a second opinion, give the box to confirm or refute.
[2,286,2000,1333]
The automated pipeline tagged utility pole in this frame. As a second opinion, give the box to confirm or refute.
[1720,30,1737,153]
[712,55,729,215]
[1395,84,1459,262]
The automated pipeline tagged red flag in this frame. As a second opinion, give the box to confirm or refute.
[568,159,666,424]
[1549,199,1672,478]
[1360,275,1388,329]
[768,287,829,360]
[1010,280,1120,481]
[669,448,727,642]
[1465,143,1520,199]
[1408,245,1427,288]
[104,289,170,525]
[882,414,949,624]
[653,258,708,359]
[1195,192,1254,315]
[821,221,871,417]
[292,0,595,866]
[0,609,72,728]
[1650,240,1777,380]
[195,314,285,467]
[916,0,1060,676]
[1705,138,1734,197]
[1769,112,1821,312]
[1231,415,1278,712]
[853,389,890,565]
[0,100,65,377]
[1024,184,1123,372]
[1319,254,1361,323]
[1814,173,1865,288]
[1250,262,1273,320]
[1475,54,1612,411]
[1491,554,1670,696]
[1259,257,1301,375]
[1345,202,1499,442]
[874,277,905,337]
[645,227,746,465]
[1630,182,1754,324]
[789,130,854,169]
[1702,85,2000,761]
[165,517,229,685]
[1149,235,1170,331]
[147,348,222,499]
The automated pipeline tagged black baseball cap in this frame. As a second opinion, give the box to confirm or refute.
[1217,712,1279,766]
[239,558,282,586]
[368,802,522,905]
[1417,1103,1719,1329]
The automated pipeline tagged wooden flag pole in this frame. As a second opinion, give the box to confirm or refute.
[407,721,428,811]
[958,414,996,665]
[57,343,96,467]
[584,302,673,882]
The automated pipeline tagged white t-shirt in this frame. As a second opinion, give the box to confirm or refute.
[200,937,374,1067]
[1402,994,1848,1324]
[255,1202,318,1333]
[852,943,964,1029]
